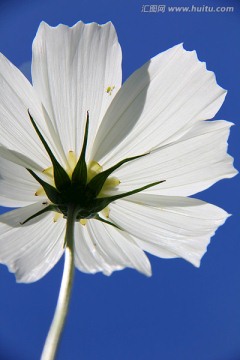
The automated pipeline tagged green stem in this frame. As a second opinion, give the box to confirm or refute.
[41,205,77,360]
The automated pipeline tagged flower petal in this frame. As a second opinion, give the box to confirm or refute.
[109,197,229,267]
[32,21,122,158]
[0,203,65,283]
[74,222,122,275]
[0,158,41,207]
[74,220,151,276]
[0,146,45,171]
[89,220,151,275]
[110,120,237,197]
[91,44,226,166]
[0,53,63,169]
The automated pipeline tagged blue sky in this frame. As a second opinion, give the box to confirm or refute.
[0,0,240,359]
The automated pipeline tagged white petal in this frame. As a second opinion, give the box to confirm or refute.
[92,44,226,166]
[89,221,151,275]
[74,220,151,276]
[0,53,62,169]
[111,120,237,197]
[0,146,45,171]
[74,222,122,275]
[0,158,41,207]
[109,197,229,267]
[32,21,122,158]
[19,61,31,82]
[0,203,65,283]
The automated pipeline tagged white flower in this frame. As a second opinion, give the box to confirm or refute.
[0,21,237,283]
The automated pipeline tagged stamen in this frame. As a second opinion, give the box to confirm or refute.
[102,177,120,190]
[35,187,46,196]
[80,219,87,226]
[53,212,63,223]
[43,166,54,177]
[66,151,77,178]
[89,161,102,173]
[101,207,110,218]
[87,161,102,182]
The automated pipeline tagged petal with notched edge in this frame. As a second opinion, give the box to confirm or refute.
[109,197,229,267]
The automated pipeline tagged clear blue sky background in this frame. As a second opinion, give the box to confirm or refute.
[0,0,239,359]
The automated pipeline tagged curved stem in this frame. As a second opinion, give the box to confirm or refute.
[41,205,77,360]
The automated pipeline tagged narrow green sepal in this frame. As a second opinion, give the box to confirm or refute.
[93,180,165,211]
[28,110,71,191]
[87,153,149,197]
[94,214,122,230]
[71,112,89,186]
[20,204,57,225]
[27,169,62,204]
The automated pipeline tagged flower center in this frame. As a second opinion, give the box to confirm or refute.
[35,151,120,225]
[22,111,164,228]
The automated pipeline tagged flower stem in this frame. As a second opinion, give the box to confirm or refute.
[41,205,77,360]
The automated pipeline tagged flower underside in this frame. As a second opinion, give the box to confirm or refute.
[22,111,165,229]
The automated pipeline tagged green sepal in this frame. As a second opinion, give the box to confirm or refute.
[87,153,149,197]
[94,214,122,230]
[27,169,62,204]
[71,112,89,186]
[28,110,71,191]
[93,180,165,212]
[20,204,57,225]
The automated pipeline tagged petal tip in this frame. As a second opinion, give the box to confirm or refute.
[179,44,227,97]
[145,267,152,277]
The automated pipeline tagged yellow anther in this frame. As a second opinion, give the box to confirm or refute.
[87,160,103,181]
[104,177,120,188]
[35,187,46,196]
[102,207,110,218]
[65,150,77,178]
[80,219,87,226]
[42,166,54,177]
[100,176,121,195]
[68,151,77,170]
[53,212,63,223]
[89,161,102,173]
[106,85,115,95]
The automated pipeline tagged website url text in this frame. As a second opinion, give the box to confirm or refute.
[141,5,235,13]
